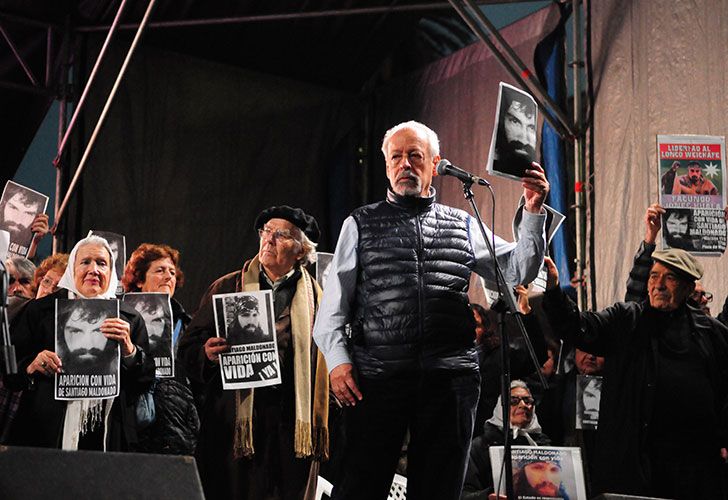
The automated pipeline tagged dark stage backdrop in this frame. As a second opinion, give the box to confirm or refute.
[65,40,362,309]
[64,4,560,312]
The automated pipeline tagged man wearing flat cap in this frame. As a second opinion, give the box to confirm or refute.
[313,120,549,499]
[178,205,329,500]
[542,249,728,499]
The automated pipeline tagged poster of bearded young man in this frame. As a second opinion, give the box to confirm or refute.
[123,292,174,378]
[657,134,727,255]
[487,82,539,181]
[55,299,120,400]
[490,446,587,500]
[212,290,281,390]
[0,180,48,258]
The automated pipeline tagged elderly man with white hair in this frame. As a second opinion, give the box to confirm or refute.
[313,120,549,499]
[6,235,154,451]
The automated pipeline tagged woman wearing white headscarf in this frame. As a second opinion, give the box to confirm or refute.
[460,380,551,500]
[6,236,155,450]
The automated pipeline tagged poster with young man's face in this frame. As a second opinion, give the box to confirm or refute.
[0,181,49,258]
[657,135,727,255]
[123,292,174,378]
[487,83,539,181]
[55,299,120,400]
[212,290,281,390]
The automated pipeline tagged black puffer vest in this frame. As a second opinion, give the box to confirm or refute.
[350,189,479,379]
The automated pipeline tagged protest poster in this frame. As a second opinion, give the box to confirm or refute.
[316,252,334,289]
[0,181,49,258]
[575,374,602,430]
[55,299,120,400]
[489,446,587,500]
[88,230,126,293]
[657,135,727,255]
[487,82,539,181]
[213,290,281,390]
[123,292,174,378]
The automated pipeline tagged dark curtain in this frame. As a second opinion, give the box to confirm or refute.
[65,38,361,309]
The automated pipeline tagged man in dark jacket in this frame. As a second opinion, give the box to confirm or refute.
[542,249,728,499]
[313,120,549,500]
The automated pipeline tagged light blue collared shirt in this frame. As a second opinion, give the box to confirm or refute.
[312,205,546,373]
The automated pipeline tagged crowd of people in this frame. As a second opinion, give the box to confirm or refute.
[0,120,725,500]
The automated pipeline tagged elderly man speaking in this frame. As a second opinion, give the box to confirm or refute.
[313,120,549,500]
[542,249,728,499]
[179,206,329,500]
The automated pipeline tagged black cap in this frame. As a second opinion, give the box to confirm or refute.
[254,205,320,241]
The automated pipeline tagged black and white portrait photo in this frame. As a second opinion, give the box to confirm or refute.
[55,299,120,400]
[576,374,602,430]
[487,83,538,181]
[0,181,48,257]
[223,294,271,345]
[212,291,281,390]
[123,292,174,377]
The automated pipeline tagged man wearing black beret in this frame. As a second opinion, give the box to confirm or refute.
[542,249,728,499]
[178,205,329,500]
[313,121,549,499]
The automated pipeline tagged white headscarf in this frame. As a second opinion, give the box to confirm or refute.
[58,235,119,450]
[57,235,119,299]
[486,381,543,446]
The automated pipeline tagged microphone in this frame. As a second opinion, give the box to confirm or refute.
[436,159,490,187]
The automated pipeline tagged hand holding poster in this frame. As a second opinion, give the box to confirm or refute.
[487,83,539,181]
[0,181,49,258]
[489,446,588,500]
[123,292,174,378]
[213,291,281,390]
[657,135,727,254]
[55,299,120,400]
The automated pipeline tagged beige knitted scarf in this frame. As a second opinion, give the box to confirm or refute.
[233,256,329,460]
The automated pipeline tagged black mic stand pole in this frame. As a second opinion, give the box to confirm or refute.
[460,179,547,500]
[0,259,17,375]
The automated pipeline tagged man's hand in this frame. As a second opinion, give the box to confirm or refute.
[30,213,49,240]
[544,256,559,290]
[522,162,550,213]
[330,363,362,407]
[644,203,665,245]
[204,337,229,363]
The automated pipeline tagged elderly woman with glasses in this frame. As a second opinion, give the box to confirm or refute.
[461,380,551,500]
[178,205,329,500]
[6,235,154,451]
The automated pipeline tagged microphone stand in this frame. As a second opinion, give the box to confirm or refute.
[460,179,547,500]
[0,260,17,374]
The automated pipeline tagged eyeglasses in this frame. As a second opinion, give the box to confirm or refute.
[9,277,31,286]
[258,227,295,242]
[691,290,713,302]
[40,276,59,289]
[510,396,535,406]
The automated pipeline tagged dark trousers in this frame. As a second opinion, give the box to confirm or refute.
[331,369,480,500]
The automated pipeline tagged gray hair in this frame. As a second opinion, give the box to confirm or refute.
[511,379,531,393]
[380,120,440,158]
[7,257,35,280]
[298,231,318,266]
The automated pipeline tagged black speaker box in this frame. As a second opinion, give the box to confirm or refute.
[0,445,204,500]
